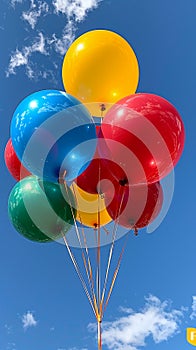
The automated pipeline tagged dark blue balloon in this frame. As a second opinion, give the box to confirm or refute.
[11,90,97,182]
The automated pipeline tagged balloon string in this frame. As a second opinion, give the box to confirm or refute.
[96,195,101,319]
[103,231,129,313]
[81,226,99,315]
[96,160,103,320]
[61,231,96,317]
[61,180,98,317]
[68,183,98,314]
[97,319,102,350]
[66,183,85,249]
[101,186,125,308]
[65,184,92,292]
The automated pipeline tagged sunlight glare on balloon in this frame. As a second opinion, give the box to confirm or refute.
[29,100,38,109]
[77,43,84,51]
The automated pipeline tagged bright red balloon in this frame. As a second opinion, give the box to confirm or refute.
[76,156,127,194]
[104,179,163,230]
[76,126,127,194]
[4,139,31,181]
[100,93,185,185]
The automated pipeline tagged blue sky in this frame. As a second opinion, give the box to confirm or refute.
[1,0,196,349]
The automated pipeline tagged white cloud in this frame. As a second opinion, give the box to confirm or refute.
[119,306,134,314]
[10,0,23,7]
[52,21,76,55]
[22,311,37,330]
[53,0,102,21]
[22,0,49,29]
[190,296,196,320]
[89,295,185,350]
[7,0,104,78]
[52,0,103,55]
[6,32,47,77]
[32,32,47,54]
[7,48,28,75]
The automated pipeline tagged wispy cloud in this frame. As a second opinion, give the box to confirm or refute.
[53,0,102,21]
[4,324,12,335]
[50,21,76,56]
[22,311,37,330]
[190,296,196,320]
[10,0,23,7]
[6,342,16,350]
[52,0,103,55]
[6,0,104,79]
[6,32,47,77]
[89,295,185,350]
[22,0,49,29]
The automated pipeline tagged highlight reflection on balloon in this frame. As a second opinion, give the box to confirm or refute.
[62,30,139,116]
[104,179,163,229]
[8,176,76,242]
[100,93,185,185]
[11,90,97,182]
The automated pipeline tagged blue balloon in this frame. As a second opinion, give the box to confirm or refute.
[11,90,97,182]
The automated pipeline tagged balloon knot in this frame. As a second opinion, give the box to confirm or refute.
[97,314,102,323]
[134,227,138,236]
[100,103,106,112]
[119,178,128,186]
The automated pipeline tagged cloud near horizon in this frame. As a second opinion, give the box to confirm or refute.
[88,295,185,350]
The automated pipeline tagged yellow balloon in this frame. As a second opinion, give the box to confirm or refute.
[71,183,112,228]
[62,30,139,117]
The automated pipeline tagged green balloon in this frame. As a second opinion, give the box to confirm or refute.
[8,176,76,243]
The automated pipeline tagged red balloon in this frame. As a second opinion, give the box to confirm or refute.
[104,179,163,230]
[4,139,31,181]
[100,93,185,185]
[76,156,128,194]
[76,126,127,194]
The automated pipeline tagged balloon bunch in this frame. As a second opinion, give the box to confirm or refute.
[5,30,185,350]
